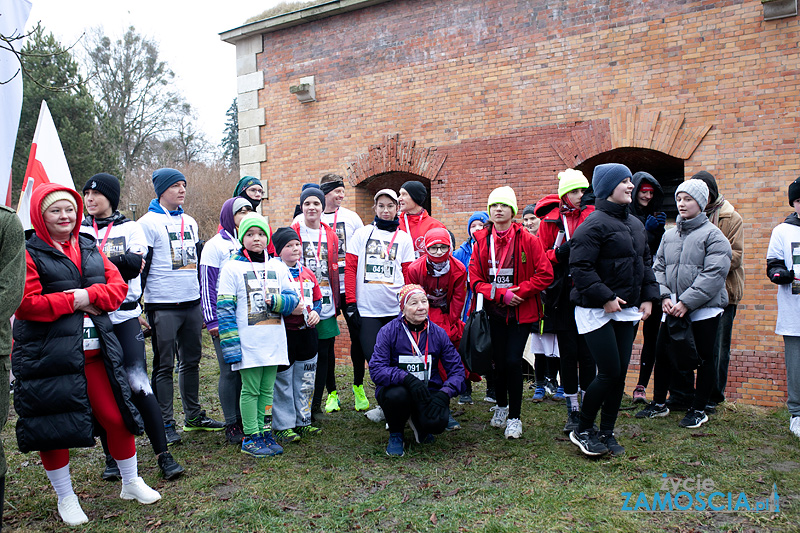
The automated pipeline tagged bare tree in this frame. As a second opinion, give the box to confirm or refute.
[84,26,185,174]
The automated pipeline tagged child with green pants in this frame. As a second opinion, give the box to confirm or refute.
[217,214,301,457]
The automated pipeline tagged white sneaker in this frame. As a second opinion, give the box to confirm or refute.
[365,406,385,423]
[57,494,88,526]
[120,477,161,504]
[790,416,800,438]
[490,406,509,428]
[504,418,523,439]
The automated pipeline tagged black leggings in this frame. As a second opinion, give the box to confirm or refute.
[102,317,168,456]
[313,336,337,406]
[489,316,531,419]
[652,315,720,411]
[636,305,663,388]
[534,353,560,385]
[557,324,595,395]
[579,320,637,433]
[356,316,394,386]
[377,385,413,433]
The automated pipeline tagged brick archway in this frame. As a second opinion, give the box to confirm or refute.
[550,106,713,168]
[345,134,447,187]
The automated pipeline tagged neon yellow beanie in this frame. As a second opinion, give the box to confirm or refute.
[238,213,271,245]
[487,186,518,216]
[557,169,590,199]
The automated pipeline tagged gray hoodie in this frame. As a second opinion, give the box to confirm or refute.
[653,212,732,311]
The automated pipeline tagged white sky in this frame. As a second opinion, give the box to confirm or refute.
[26,0,286,146]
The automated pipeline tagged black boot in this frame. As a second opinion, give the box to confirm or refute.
[158,451,185,480]
[101,453,121,481]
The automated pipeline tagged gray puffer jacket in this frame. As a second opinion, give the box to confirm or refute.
[654,213,732,311]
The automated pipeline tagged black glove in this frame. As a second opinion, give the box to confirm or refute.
[424,391,450,422]
[770,268,794,285]
[555,241,570,263]
[403,374,431,404]
[344,302,361,329]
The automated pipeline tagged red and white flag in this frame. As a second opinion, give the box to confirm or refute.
[0,0,32,207]
[17,100,76,229]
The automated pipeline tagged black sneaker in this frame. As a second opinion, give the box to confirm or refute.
[569,429,608,456]
[563,410,581,434]
[665,395,693,411]
[183,411,225,432]
[158,451,185,480]
[598,431,625,456]
[679,409,709,429]
[101,453,120,481]
[164,423,182,446]
[704,403,717,415]
[310,403,328,423]
[225,421,245,445]
[635,402,670,419]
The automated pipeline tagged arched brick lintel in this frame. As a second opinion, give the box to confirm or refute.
[346,134,447,187]
[551,106,713,168]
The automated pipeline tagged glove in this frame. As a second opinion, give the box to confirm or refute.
[655,212,667,225]
[645,215,660,232]
[424,391,450,422]
[770,268,794,285]
[554,241,570,263]
[403,374,431,404]
[344,302,361,329]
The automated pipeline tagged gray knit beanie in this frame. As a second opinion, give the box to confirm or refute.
[675,180,709,212]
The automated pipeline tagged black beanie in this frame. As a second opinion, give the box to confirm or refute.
[690,171,719,205]
[401,180,427,206]
[789,177,800,207]
[300,186,326,211]
[522,204,537,217]
[83,173,121,211]
[272,227,301,256]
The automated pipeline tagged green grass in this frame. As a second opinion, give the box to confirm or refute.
[3,331,799,532]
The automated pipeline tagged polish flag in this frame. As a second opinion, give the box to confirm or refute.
[0,0,32,207]
[17,100,76,230]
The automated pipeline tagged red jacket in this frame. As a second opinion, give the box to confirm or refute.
[535,194,594,265]
[405,255,467,344]
[468,222,553,324]
[398,209,446,258]
[291,221,340,309]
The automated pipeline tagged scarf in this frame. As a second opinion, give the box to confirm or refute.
[426,257,451,278]
[705,194,725,226]
[373,215,400,232]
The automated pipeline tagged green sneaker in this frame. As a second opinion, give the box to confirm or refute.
[295,425,322,438]
[325,391,341,413]
[273,428,301,444]
[353,384,370,411]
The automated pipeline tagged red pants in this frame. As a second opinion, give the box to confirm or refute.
[40,351,135,470]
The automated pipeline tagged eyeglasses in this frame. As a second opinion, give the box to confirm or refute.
[246,186,264,195]
[427,245,449,254]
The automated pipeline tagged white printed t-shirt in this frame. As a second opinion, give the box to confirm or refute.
[348,223,414,318]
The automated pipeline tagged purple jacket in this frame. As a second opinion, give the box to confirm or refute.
[200,198,239,330]
[369,314,465,398]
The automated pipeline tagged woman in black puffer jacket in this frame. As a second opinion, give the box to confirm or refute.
[567,163,659,458]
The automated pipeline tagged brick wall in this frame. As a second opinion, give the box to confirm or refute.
[233,0,800,408]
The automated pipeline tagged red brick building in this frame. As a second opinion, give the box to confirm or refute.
[221,0,800,407]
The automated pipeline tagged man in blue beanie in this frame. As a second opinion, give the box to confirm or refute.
[139,168,224,445]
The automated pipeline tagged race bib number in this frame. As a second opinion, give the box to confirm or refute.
[489,266,514,288]
[792,242,800,295]
[364,238,398,284]
[83,315,100,352]
[398,354,427,382]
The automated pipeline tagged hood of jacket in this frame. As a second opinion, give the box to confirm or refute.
[219,198,237,239]
[31,184,84,249]
[534,194,562,219]
[784,212,800,227]
[630,171,664,217]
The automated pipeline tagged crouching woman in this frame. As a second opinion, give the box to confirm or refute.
[369,285,465,456]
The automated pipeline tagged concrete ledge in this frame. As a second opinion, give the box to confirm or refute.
[239,126,261,148]
[220,0,393,44]
[240,144,267,165]
[238,90,259,112]
[240,163,262,180]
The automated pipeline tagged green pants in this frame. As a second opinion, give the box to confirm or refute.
[239,365,278,436]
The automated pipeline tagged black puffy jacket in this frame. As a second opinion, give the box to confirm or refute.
[12,233,143,453]
[569,199,659,309]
